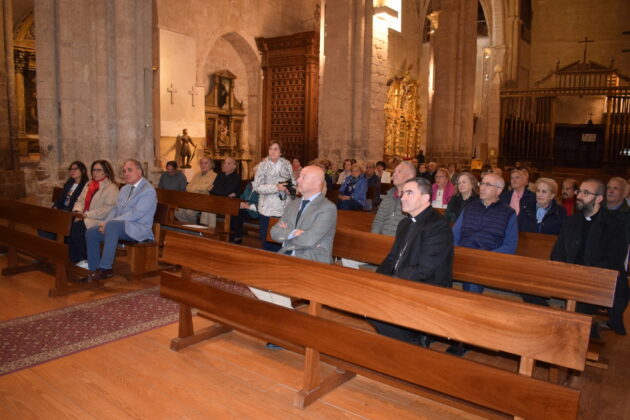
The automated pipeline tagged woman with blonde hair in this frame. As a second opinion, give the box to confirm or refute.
[520,177,566,235]
[431,167,455,209]
[445,171,479,224]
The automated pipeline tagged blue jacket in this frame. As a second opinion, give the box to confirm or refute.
[500,188,536,231]
[452,199,518,254]
[106,178,157,242]
[520,200,566,235]
[339,175,368,206]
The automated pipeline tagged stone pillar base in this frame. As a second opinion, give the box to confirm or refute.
[0,170,26,199]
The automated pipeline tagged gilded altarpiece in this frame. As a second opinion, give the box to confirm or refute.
[204,70,246,162]
[256,32,319,164]
[384,73,422,159]
[14,12,38,157]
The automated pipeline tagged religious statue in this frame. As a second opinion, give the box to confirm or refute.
[217,119,230,148]
[177,128,197,168]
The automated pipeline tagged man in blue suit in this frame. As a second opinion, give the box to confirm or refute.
[84,159,157,281]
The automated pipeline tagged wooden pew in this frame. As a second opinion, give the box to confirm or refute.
[0,198,104,296]
[517,231,557,259]
[156,188,241,241]
[160,231,590,419]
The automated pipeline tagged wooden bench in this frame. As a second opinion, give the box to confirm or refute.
[156,188,241,241]
[332,227,617,370]
[160,231,590,419]
[0,198,104,296]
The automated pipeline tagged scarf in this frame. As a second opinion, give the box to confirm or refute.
[84,178,105,211]
[342,176,359,196]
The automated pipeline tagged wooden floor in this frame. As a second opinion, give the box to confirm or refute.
[0,253,629,419]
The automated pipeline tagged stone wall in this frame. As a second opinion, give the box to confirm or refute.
[32,0,153,205]
[530,0,630,84]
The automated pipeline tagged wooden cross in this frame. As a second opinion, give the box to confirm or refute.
[578,36,594,63]
[167,83,177,105]
[188,86,199,107]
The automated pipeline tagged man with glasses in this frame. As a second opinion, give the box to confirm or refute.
[448,172,518,355]
[551,179,628,335]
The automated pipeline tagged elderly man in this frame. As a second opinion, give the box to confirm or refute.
[371,161,417,236]
[500,168,536,230]
[561,178,579,216]
[84,159,157,281]
[453,172,518,294]
[157,160,187,191]
[552,179,628,335]
[210,157,240,197]
[271,165,337,263]
[370,177,454,348]
[175,157,217,224]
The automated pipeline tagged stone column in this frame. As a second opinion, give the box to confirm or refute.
[0,0,25,198]
[426,0,477,164]
[34,0,153,203]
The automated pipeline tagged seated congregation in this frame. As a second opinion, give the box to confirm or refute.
[2,143,629,418]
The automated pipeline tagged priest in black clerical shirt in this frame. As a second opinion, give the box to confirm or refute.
[369,177,454,347]
[551,178,628,335]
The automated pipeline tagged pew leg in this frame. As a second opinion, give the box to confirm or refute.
[294,302,356,409]
[170,304,232,351]
[127,244,159,281]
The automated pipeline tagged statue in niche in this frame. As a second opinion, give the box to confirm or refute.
[217,118,230,148]
[177,128,197,168]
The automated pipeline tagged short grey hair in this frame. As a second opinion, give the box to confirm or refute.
[124,158,144,176]
[404,177,432,196]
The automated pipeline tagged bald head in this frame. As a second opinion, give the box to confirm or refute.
[297,165,325,199]
[221,157,237,175]
[392,161,417,189]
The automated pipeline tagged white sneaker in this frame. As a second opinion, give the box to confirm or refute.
[75,260,89,269]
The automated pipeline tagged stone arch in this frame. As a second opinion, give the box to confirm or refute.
[201,32,262,165]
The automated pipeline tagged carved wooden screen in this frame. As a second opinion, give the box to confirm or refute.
[256,32,319,164]
[604,96,630,165]
[499,95,555,168]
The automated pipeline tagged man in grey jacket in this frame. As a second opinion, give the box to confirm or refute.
[371,161,417,236]
[271,165,337,263]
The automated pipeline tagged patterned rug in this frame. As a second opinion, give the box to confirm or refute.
[0,286,179,376]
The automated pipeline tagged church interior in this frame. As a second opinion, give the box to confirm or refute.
[1,0,630,418]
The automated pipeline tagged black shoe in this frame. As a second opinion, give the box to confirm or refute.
[446,343,468,357]
[87,268,114,282]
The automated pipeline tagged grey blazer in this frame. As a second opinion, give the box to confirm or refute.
[270,194,337,264]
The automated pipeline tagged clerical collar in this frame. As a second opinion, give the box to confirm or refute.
[584,211,599,222]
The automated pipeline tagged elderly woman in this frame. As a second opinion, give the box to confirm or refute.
[70,160,119,267]
[337,163,367,211]
[336,159,353,185]
[520,177,566,235]
[431,167,456,209]
[445,171,479,224]
[254,141,295,251]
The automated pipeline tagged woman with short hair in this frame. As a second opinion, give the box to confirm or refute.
[431,167,455,209]
[337,164,367,211]
[520,177,566,235]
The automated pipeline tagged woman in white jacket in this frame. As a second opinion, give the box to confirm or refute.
[254,142,295,251]
[70,160,119,266]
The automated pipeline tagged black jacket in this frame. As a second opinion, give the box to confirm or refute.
[520,200,566,235]
[551,208,628,334]
[500,188,536,230]
[210,171,240,197]
[377,207,453,287]
[54,178,87,211]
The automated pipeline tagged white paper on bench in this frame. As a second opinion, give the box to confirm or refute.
[182,224,209,229]
[341,258,363,269]
[249,287,293,308]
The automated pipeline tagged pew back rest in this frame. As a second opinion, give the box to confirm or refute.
[156,188,241,216]
[517,231,557,259]
[0,198,74,237]
[161,231,590,371]
[337,210,375,231]
[333,228,617,308]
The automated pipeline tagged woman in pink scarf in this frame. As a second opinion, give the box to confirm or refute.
[431,167,455,209]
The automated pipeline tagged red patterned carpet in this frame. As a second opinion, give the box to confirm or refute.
[0,287,179,376]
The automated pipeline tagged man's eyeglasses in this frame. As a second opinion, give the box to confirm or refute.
[479,182,502,189]
[576,189,600,197]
